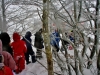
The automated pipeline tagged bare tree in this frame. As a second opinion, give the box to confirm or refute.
[42,0,54,75]
[1,0,7,32]
[3,0,100,75]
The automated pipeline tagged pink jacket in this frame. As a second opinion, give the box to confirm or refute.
[0,40,16,70]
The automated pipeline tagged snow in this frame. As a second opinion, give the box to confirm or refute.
[14,47,48,75]
[14,40,97,75]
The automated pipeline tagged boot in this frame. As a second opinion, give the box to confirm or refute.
[32,55,37,63]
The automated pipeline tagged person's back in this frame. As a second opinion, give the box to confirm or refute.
[0,54,13,75]
[2,51,16,70]
[24,31,32,50]
[34,30,43,49]
[11,40,26,57]
[23,31,36,64]
[11,32,27,57]
[50,30,60,52]
[0,32,13,56]
[34,29,44,59]
[34,31,43,43]
[0,39,16,70]
[11,32,27,74]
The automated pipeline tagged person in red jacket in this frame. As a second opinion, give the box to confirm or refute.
[0,54,13,75]
[11,32,27,74]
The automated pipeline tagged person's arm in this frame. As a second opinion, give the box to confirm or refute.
[23,41,27,53]
[7,52,16,70]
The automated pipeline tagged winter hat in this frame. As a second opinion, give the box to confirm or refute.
[0,40,2,54]
[13,32,20,41]
[39,28,42,33]
[25,31,32,37]
[0,32,10,46]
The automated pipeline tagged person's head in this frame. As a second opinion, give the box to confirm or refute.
[13,32,20,41]
[39,28,42,33]
[25,31,32,38]
[0,32,10,45]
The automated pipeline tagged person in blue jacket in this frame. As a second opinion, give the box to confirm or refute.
[50,30,60,52]
[69,30,74,43]
[22,31,36,64]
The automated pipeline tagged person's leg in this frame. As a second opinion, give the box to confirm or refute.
[14,59,19,74]
[25,52,31,64]
[18,57,25,72]
[54,44,59,52]
[31,55,37,63]
[15,57,25,74]
[29,50,36,63]
[36,49,42,59]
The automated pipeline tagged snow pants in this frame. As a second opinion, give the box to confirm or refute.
[25,50,36,63]
[36,49,42,59]
[14,56,25,74]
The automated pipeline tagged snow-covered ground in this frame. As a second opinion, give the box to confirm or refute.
[14,46,48,75]
[14,40,97,75]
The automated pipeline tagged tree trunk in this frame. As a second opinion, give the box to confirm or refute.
[73,2,79,75]
[2,0,7,32]
[97,50,100,75]
[90,0,99,59]
[42,0,54,75]
[0,16,3,32]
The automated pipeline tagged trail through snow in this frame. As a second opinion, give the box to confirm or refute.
[14,40,97,75]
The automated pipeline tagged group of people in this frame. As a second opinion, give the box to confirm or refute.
[0,29,44,75]
[50,30,75,52]
[0,28,74,75]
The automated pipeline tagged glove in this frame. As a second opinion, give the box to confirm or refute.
[16,55,22,60]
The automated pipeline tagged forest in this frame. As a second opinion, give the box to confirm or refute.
[0,0,99,75]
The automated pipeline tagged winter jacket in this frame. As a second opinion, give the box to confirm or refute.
[23,31,32,51]
[0,40,16,70]
[2,51,16,70]
[0,32,13,56]
[23,31,36,63]
[69,35,74,42]
[50,32,60,47]
[0,66,13,75]
[10,32,27,74]
[34,31,44,49]
[11,32,27,58]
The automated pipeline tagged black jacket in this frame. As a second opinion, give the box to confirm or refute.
[22,31,33,52]
[34,31,44,49]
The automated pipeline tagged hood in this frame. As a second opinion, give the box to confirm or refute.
[0,40,2,54]
[13,32,20,41]
[25,31,32,38]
